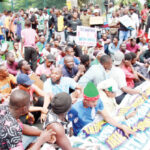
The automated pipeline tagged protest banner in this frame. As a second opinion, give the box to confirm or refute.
[73,82,150,150]
[76,26,97,47]
[90,16,105,25]
[119,15,134,30]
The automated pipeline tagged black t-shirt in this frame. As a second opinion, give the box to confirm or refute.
[119,23,129,31]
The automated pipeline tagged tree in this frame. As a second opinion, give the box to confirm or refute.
[78,0,88,6]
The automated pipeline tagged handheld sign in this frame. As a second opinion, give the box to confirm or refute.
[76,26,97,47]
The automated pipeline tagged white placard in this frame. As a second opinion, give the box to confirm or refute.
[76,26,97,47]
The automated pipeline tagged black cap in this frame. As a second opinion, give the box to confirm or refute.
[51,92,72,114]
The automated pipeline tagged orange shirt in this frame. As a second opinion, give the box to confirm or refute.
[0,74,16,95]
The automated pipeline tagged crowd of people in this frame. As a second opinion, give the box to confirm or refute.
[0,1,150,150]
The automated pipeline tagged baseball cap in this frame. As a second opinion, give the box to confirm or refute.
[46,54,55,62]
[93,9,99,13]
[113,51,124,65]
[17,73,34,86]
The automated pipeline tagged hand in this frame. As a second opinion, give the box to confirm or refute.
[39,129,56,144]
[105,91,115,98]
[120,125,135,138]
[21,51,24,58]
[125,108,137,120]
[41,107,48,114]
[40,113,47,123]
[27,112,35,125]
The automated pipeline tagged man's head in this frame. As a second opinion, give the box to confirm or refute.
[100,55,112,70]
[53,39,59,47]
[83,8,87,15]
[51,67,62,84]
[123,53,132,67]
[6,52,15,64]
[13,42,19,51]
[102,33,107,40]
[18,60,31,74]
[0,64,9,80]
[130,52,137,65]
[130,38,136,46]
[25,19,31,28]
[51,92,72,115]
[123,8,129,15]
[83,82,99,108]
[39,35,45,44]
[45,54,55,67]
[113,51,124,66]
[93,9,99,16]
[56,35,61,42]
[45,43,51,51]
[113,37,119,45]
[64,55,74,70]
[120,42,126,53]
[112,12,116,18]
[9,90,30,118]
[65,46,74,56]
[80,54,90,69]
[17,73,34,90]
[73,12,78,19]
[129,6,135,14]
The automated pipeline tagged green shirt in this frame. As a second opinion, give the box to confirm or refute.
[90,59,100,66]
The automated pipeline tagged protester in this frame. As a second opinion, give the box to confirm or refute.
[21,19,39,71]
[36,54,55,81]
[110,51,143,104]
[0,89,56,149]
[62,55,85,81]
[44,92,82,150]
[68,82,134,136]
[0,64,16,102]
[5,52,18,76]
[79,55,112,87]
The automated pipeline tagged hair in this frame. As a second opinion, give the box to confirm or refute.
[64,55,73,62]
[113,36,119,41]
[124,53,132,61]
[100,55,111,64]
[65,46,73,52]
[80,55,89,64]
[129,52,136,60]
[13,41,18,45]
[18,60,25,70]
[25,19,31,27]
[9,90,30,108]
[5,52,13,59]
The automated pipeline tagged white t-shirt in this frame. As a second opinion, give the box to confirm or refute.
[110,66,127,97]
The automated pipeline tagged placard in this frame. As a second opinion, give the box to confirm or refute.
[76,26,97,47]
[90,16,105,25]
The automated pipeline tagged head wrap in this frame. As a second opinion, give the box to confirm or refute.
[83,82,99,101]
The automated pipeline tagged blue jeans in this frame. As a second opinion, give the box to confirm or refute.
[22,135,37,149]
[47,29,54,42]
[119,30,130,44]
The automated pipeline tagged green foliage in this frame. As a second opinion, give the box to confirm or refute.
[116,0,142,10]
[78,0,88,6]
[0,0,66,12]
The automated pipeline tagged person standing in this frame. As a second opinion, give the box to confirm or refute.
[21,19,39,71]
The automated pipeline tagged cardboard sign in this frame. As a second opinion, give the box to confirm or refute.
[76,26,97,47]
[90,16,105,25]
